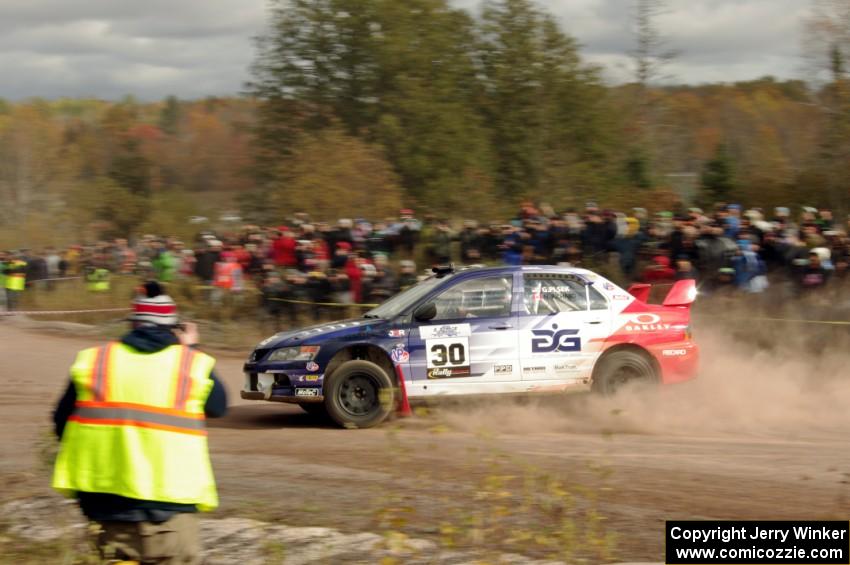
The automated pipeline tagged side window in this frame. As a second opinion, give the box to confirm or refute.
[523,276,588,314]
[432,276,513,320]
[588,285,608,310]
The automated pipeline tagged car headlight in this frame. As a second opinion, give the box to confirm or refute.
[266,346,320,362]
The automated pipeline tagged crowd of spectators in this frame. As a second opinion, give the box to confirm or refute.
[2,202,849,322]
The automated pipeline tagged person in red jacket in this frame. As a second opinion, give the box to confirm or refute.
[313,237,329,263]
[344,254,363,303]
[233,244,251,274]
[641,255,676,283]
[272,227,297,268]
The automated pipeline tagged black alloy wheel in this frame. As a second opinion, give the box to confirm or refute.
[324,360,394,428]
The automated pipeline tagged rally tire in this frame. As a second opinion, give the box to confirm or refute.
[592,349,658,396]
[323,360,394,428]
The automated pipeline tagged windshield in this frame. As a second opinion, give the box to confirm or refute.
[364,275,448,319]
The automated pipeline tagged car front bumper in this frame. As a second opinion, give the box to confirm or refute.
[242,371,325,403]
[240,390,324,403]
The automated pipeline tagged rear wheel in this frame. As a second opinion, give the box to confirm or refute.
[592,349,657,395]
[324,360,394,428]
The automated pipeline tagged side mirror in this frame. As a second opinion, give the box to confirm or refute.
[413,302,437,322]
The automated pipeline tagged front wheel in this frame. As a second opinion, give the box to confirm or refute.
[592,350,657,396]
[324,360,394,428]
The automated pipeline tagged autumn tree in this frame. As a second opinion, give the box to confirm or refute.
[626,0,677,188]
[632,0,676,89]
[66,177,149,239]
[159,95,182,136]
[0,101,65,223]
[478,0,615,201]
[269,127,403,220]
[700,144,735,203]
[249,0,493,211]
[805,0,850,211]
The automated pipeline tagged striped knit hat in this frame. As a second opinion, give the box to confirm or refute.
[130,282,179,326]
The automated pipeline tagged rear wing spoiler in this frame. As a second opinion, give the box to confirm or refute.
[626,279,697,309]
[626,283,651,303]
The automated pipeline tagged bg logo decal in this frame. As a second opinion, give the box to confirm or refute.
[531,324,581,353]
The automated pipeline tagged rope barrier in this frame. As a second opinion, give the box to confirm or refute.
[697,314,850,326]
[0,296,378,315]
[266,297,379,308]
[3,305,846,325]
[189,284,379,308]
[0,307,130,316]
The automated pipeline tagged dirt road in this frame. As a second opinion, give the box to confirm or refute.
[2,321,849,561]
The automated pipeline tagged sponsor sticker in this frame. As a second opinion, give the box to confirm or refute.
[419,323,471,339]
[611,294,631,300]
[295,388,319,397]
[662,349,687,357]
[305,361,320,372]
[428,366,472,379]
[522,366,546,374]
[623,313,671,332]
[425,337,469,369]
[531,324,581,353]
[602,281,615,291]
[304,374,321,381]
[388,329,406,338]
[553,363,578,373]
[391,347,410,363]
[535,286,578,297]
[494,364,513,374]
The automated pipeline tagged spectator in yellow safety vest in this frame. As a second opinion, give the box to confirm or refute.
[85,265,111,292]
[4,253,27,311]
[52,281,228,564]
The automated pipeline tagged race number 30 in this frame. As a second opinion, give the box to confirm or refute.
[426,337,469,368]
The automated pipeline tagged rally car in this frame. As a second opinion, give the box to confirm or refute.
[242,265,698,428]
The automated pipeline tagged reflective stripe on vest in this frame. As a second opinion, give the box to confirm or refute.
[174,345,195,410]
[69,401,206,435]
[53,343,218,510]
[89,342,111,401]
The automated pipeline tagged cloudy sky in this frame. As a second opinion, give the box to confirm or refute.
[0,0,811,100]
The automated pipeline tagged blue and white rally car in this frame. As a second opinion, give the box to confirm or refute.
[242,265,698,428]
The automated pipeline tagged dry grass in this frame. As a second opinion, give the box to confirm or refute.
[372,431,619,563]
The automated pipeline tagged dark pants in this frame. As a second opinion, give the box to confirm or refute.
[6,289,21,311]
[95,513,200,564]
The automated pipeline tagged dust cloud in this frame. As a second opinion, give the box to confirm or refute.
[433,319,850,439]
